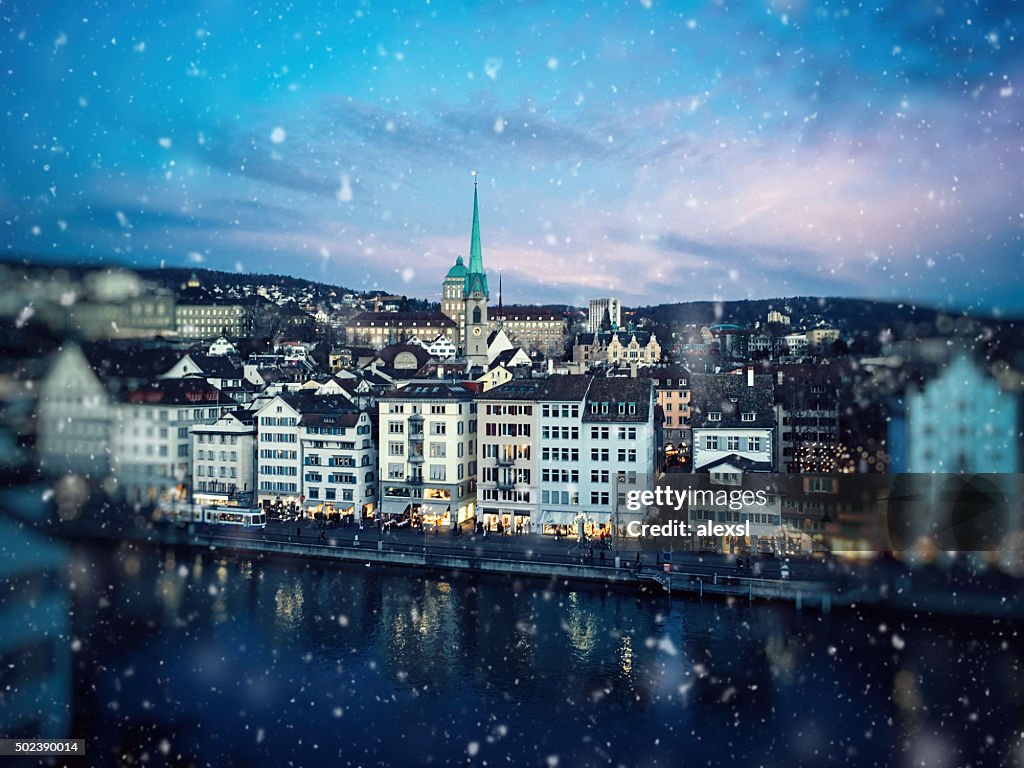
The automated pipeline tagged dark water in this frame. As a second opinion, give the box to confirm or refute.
[66,544,1023,767]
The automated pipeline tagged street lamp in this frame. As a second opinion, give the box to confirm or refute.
[613,472,626,562]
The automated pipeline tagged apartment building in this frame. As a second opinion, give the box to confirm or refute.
[476,380,543,532]
[110,379,235,505]
[650,365,692,468]
[578,377,656,538]
[255,393,377,519]
[377,382,479,529]
[191,410,257,507]
[690,369,775,472]
[477,375,656,538]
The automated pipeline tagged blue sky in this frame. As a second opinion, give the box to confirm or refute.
[2,1,1022,311]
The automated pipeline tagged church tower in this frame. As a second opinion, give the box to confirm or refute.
[463,180,490,368]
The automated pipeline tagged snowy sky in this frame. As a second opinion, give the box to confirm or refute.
[2,1,1022,311]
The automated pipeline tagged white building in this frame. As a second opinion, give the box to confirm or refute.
[690,369,775,472]
[588,297,621,333]
[378,382,478,529]
[299,406,377,519]
[906,356,1019,473]
[477,381,542,532]
[255,393,377,519]
[536,377,590,535]
[37,343,114,479]
[191,410,257,507]
[478,375,656,538]
[110,379,235,505]
[577,377,656,537]
[207,337,238,357]
[783,332,809,355]
[255,396,302,507]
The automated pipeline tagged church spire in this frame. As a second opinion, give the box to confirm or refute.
[468,177,483,275]
[465,176,489,298]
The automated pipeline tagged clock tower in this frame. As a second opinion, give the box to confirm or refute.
[463,180,490,368]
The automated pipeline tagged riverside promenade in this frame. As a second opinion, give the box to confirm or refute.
[38,509,1024,619]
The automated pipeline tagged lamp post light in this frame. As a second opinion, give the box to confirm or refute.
[613,472,627,566]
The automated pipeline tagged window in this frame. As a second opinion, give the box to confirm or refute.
[388,463,404,480]
[708,412,721,422]
[429,465,446,481]
[389,441,404,457]
[741,412,755,422]
[430,421,447,436]
[748,437,762,452]
[727,436,740,451]
[704,435,719,451]
[429,443,446,458]
[388,421,404,434]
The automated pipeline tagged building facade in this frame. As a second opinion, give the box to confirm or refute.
[175,300,254,339]
[110,379,234,505]
[690,369,775,472]
[191,410,257,507]
[345,312,457,351]
[588,298,621,333]
[651,365,692,469]
[476,381,540,532]
[492,307,566,357]
[573,328,662,368]
[377,382,479,529]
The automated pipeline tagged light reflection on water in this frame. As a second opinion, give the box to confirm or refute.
[68,545,1024,767]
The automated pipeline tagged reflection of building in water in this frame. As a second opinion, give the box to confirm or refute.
[0,513,71,738]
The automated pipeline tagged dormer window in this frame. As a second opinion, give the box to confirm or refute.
[618,403,625,415]
[628,403,636,415]
[708,412,722,422]
[741,412,755,422]
[601,403,609,415]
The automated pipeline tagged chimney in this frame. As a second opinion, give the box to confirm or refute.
[747,366,754,387]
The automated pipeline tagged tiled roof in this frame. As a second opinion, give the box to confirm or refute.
[82,341,183,382]
[689,373,775,428]
[582,377,653,422]
[383,382,479,400]
[118,378,236,407]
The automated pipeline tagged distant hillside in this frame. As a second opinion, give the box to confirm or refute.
[135,265,361,299]
[633,296,1017,336]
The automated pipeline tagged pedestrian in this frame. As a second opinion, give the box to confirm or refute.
[296,526,301,539]
[635,552,641,569]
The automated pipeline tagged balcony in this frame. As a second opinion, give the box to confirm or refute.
[405,475,423,486]
[497,455,515,467]
[408,450,424,464]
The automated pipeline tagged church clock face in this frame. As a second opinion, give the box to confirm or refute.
[472,327,483,336]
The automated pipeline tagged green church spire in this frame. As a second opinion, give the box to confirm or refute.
[465,178,489,297]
